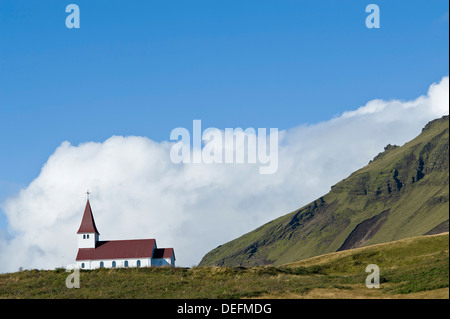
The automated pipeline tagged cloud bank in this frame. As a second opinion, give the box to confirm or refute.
[0,76,448,273]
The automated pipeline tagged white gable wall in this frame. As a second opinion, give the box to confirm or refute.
[151,255,175,267]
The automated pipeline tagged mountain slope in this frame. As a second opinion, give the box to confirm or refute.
[199,116,449,266]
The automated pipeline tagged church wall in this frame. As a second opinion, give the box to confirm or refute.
[77,233,99,249]
[151,257,175,267]
[77,258,152,270]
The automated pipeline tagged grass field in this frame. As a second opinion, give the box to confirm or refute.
[0,233,448,299]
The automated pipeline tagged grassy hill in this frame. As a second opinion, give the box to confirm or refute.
[0,233,448,298]
[199,116,449,267]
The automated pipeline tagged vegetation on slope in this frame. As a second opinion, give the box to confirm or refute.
[199,116,449,267]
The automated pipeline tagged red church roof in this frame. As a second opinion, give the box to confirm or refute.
[76,239,156,261]
[77,200,100,234]
[153,248,175,259]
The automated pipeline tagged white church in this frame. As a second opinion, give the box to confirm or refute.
[75,198,175,269]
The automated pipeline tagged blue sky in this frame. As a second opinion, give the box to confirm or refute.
[0,0,449,233]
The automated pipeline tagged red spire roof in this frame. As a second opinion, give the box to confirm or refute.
[153,248,175,260]
[77,200,100,234]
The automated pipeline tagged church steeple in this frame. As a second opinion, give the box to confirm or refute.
[77,195,100,249]
[77,199,100,235]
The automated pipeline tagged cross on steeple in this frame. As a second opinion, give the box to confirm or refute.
[85,190,91,200]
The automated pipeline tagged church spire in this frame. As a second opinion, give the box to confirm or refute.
[77,197,100,235]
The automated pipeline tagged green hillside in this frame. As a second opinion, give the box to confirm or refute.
[199,116,449,267]
[0,233,448,298]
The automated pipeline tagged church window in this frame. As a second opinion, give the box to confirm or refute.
[124,260,128,267]
[83,234,86,239]
[112,261,116,268]
[81,263,85,269]
[86,234,89,239]
[100,261,104,268]
[137,260,141,267]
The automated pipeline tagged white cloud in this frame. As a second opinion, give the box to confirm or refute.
[0,76,448,273]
